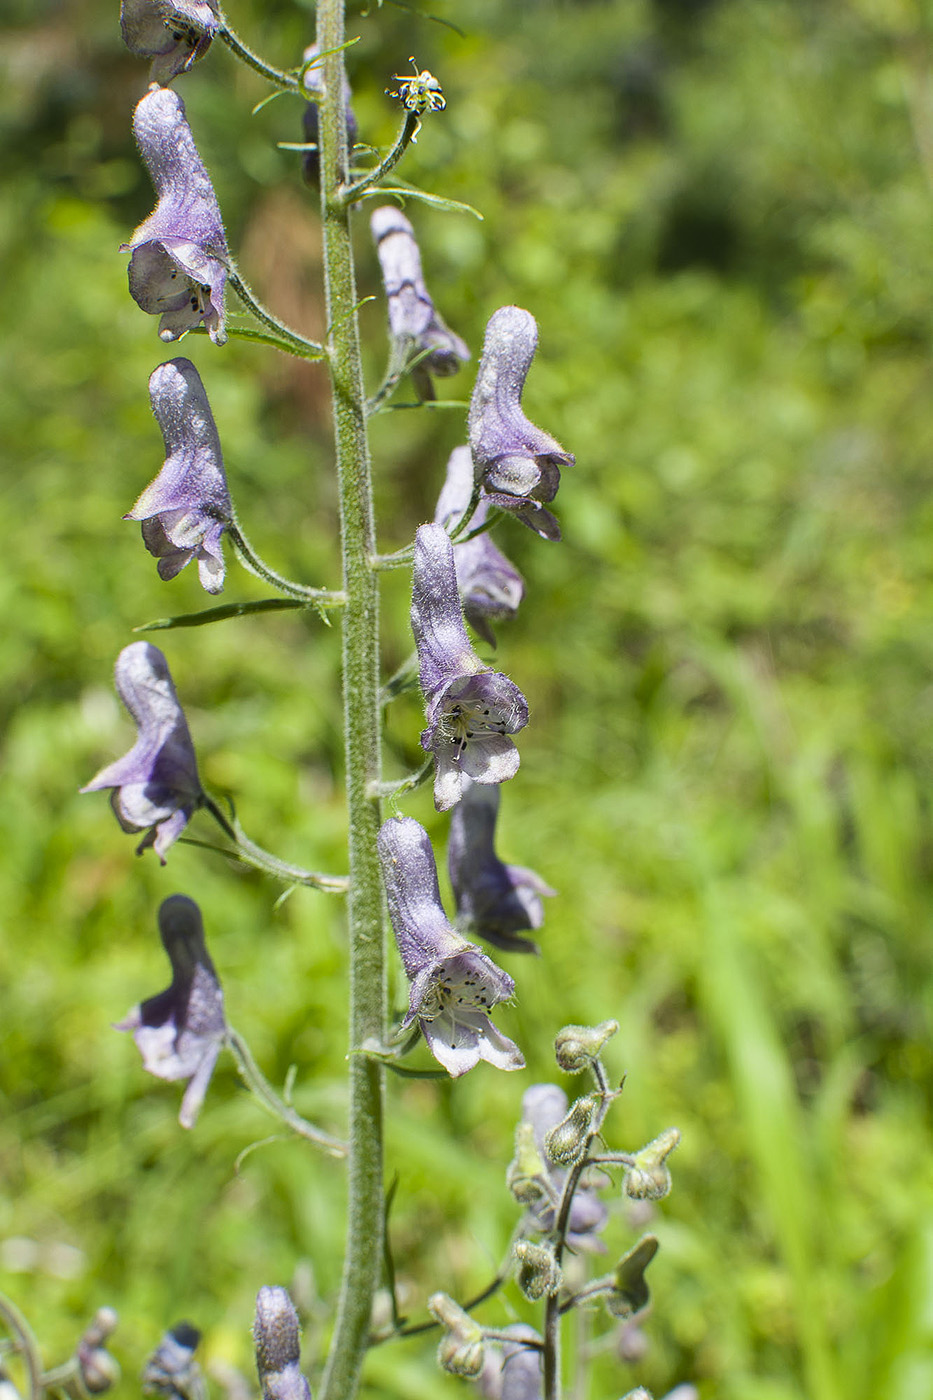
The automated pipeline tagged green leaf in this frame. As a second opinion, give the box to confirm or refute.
[134,598,309,631]
[363,186,484,220]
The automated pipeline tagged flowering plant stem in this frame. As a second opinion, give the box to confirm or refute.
[316,2,386,1397]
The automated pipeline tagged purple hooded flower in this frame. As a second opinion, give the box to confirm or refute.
[434,446,523,647]
[124,85,229,345]
[253,1288,312,1400]
[378,816,525,1076]
[448,779,554,954]
[116,895,226,1128]
[141,1324,204,1399]
[412,523,528,812]
[81,642,203,862]
[371,206,469,399]
[468,306,574,541]
[300,43,358,186]
[521,1084,609,1251]
[478,1325,543,1400]
[125,358,233,593]
[120,0,220,84]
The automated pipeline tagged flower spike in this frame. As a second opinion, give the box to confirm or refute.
[448,779,554,953]
[412,523,528,812]
[435,446,524,647]
[371,207,469,399]
[116,895,226,1128]
[378,816,525,1076]
[124,85,229,345]
[81,641,203,861]
[120,0,220,85]
[468,306,574,540]
[126,358,233,594]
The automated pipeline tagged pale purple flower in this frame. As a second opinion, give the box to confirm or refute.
[116,895,226,1128]
[124,85,229,345]
[300,43,357,186]
[81,642,203,862]
[371,206,469,399]
[468,306,574,540]
[253,1288,312,1400]
[435,445,523,647]
[521,1084,608,1250]
[412,523,528,812]
[141,1324,204,1399]
[125,358,233,593]
[120,0,220,84]
[448,779,554,954]
[378,816,525,1077]
[478,1325,543,1400]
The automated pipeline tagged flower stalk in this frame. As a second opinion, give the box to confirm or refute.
[315,2,386,1397]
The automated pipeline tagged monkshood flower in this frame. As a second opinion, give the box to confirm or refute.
[116,896,226,1129]
[448,778,554,954]
[300,43,358,186]
[120,0,220,85]
[468,306,574,540]
[521,1083,608,1250]
[434,445,524,647]
[81,641,203,862]
[412,523,528,812]
[253,1288,312,1400]
[478,1325,542,1400]
[125,84,229,345]
[371,206,469,397]
[126,358,233,593]
[378,816,525,1077]
[141,1323,205,1400]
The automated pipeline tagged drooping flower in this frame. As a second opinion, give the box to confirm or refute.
[141,1323,204,1399]
[377,816,525,1076]
[520,1084,608,1250]
[253,1288,312,1400]
[124,84,229,345]
[120,0,220,85]
[300,43,358,187]
[81,641,203,862]
[468,306,574,540]
[412,523,528,812]
[116,895,226,1128]
[448,778,554,954]
[125,358,233,594]
[434,445,523,647]
[371,206,469,399]
[477,1324,543,1400]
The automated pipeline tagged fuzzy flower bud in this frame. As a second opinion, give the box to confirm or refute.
[605,1235,659,1319]
[513,1241,562,1301]
[428,1294,485,1378]
[253,1288,312,1400]
[77,1309,121,1394]
[544,1094,600,1166]
[554,1019,619,1074]
[142,1323,205,1400]
[623,1127,681,1201]
[506,1121,551,1205]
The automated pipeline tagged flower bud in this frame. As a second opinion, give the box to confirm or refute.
[554,1020,619,1074]
[506,1121,550,1205]
[253,1287,312,1400]
[543,1095,599,1166]
[605,1235,658,1319]
[428,1293,485,1378]
[77,1306,121,1390]
[142,1323,205,1400]
[622,1128,680,1201]
[513,1241,562,1300]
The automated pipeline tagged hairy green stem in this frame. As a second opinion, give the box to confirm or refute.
[227,1029,347,1156]
[228,267,325,358]
[341,112,419,203]
[228,524,345,605]
[218,24,302,91]
[316,4,386,1397]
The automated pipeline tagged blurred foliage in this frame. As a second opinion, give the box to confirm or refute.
[2,0,933,1397]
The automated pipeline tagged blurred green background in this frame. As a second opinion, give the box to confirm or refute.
[3,0,933,1396]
